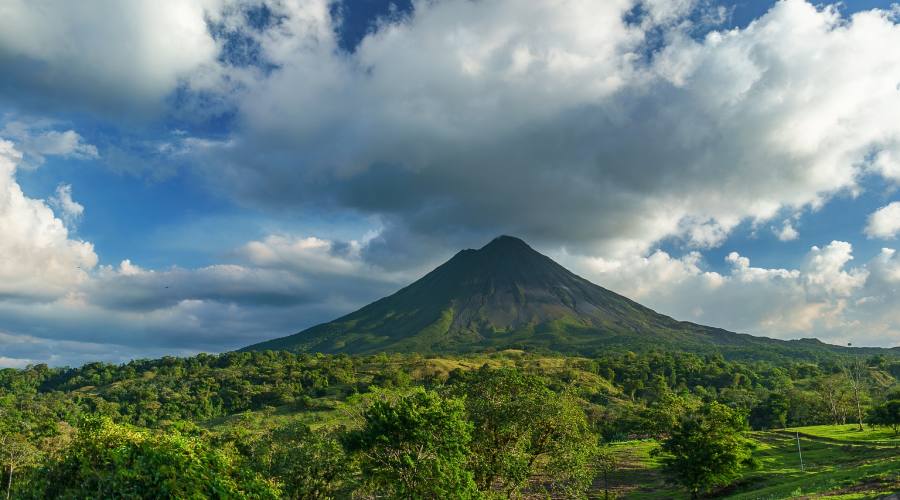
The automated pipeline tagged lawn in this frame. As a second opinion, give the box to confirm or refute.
[601,425,900,499]
[784,424,900,445]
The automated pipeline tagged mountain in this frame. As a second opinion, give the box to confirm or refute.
[243,235,898,361]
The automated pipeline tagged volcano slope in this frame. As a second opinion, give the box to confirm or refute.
[243,236,898,361]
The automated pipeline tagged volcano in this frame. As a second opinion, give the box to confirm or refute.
[243,236,895,360]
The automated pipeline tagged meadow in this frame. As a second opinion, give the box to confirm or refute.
[603,425,899,499]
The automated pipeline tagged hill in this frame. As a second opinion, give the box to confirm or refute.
[243,235,899,361]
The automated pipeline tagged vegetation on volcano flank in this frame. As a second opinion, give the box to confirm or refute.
[245,236,900,363]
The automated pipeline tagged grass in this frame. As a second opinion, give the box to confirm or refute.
[600,440,677,499]
[783,424,900,445]
[601,425,900,499]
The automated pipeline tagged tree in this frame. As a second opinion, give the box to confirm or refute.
[347,388,478,498]
[454,367,598,497]
[0,432,38,500]
[596,445,619,500]
[29,416,277,499]
[749,392,789,430]
[254,422,353,498]
[843,360,869,431]
[654,402,757,498]
[867,399,900,435]
[812,375,851,425]
[641,392,699,437]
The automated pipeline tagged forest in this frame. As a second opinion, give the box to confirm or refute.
[2,349,900,498]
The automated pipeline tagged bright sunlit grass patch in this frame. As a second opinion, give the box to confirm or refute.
[785,424,900,444]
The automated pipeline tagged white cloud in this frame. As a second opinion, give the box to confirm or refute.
[183,0,900,259]
[0,140,97,301]
[774,219,799,241]
[1,120,99,168]
[0,0,222,117]
[570,240,900,346]
[238,233,416,282]
[241,235,363,275]
[803,241,867,298]
[0,138,405,361]
[5,1,900,362]
[0,232,407,364]
[49,184,85,228]
[865,201,900,239]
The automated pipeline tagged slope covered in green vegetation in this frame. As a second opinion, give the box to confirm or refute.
[244,236,900,363]
[3,349,900,498]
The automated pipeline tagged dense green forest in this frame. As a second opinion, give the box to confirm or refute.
[2,349,900,498]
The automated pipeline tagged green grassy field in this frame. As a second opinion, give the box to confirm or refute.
[600,426,900,499]
[784,424,900,445]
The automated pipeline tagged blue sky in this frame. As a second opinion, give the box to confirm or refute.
[2,0,900,366]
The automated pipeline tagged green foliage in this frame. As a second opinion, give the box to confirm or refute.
[595,445,618,500]
[640,392,700,438]
[348,388,479,498]
[453,366,598,497]
[750,392,790,430]
[0,350,898,497]
[27,416,277,499]
[654,401,757,498]
[0,431,39,499]
[867,399,900,435]
[253,422,353,498]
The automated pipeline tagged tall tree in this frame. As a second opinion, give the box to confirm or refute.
[0,432,38,500]
[254,422,353,499]
[453,367,598,497]
[812,375,851,425]
[843,360,869,431]
[867,389,900,435]
[348,388,478,498]
[654,402,757,498]
[596,445,619,500]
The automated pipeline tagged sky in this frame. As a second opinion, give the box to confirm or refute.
[2,0,900,367]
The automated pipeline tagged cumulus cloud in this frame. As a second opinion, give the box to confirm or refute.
[0,0,222,117]
[0,232,408,366]
[182,0,900,260]
[803,241,867,299]
[865,201,900,239]
[0,140,97,301]
[569,240,900,346]
[0,135,404,365]
[49,184,85,228]
[6,1,900,363]
[5,0,899,259]
[774,219,799,241]
[241,235,364,275]
[0,120,99,168]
